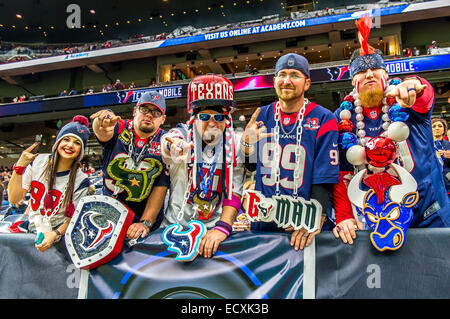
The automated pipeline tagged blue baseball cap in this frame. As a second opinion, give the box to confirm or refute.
[137,91,166,114]
[275,53,310,78]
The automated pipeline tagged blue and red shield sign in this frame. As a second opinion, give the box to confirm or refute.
[65,195,134,269]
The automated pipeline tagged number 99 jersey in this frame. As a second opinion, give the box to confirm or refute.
[22,154,91,232]
[254,101,339,204]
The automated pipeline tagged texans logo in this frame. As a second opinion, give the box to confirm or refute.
[256,202,273,220]
[107,156,163,202]
[162,221,207,262]
[79,211,115,252]
[190,190,221,220]
[117,90,134,104]
[326,66,349,81]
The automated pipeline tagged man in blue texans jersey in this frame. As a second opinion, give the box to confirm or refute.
[240,53,340,250]
[90,91,170,240]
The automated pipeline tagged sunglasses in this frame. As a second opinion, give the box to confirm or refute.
[197,113,226,122]
[276,72,306,80]
[138,105,163,118]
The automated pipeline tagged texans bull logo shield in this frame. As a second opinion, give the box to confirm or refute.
[65,195,134,269]
[162,221,207,262]
[107,156,163,202]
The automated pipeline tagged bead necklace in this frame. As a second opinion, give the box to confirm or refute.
[337,77,411,168]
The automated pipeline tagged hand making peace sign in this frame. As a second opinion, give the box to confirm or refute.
[16,142,40,168]
[241,108,272,154]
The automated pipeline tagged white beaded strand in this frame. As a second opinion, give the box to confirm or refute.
[349,87,391,146]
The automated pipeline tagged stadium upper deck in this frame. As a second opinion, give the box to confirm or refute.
[0,0,449,160]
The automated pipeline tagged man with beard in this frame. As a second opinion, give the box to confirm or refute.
[160,74,244,258]
[332,16,450,245]
[240,53,340,250]
[90,91,169,240]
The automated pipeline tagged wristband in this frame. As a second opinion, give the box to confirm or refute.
[215,220,233,237]
[215,226,230,237]
[240,139,254,149]
[12,163,26,175]
[222,194,241,211]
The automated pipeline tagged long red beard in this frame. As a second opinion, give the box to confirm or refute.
[359,87,384,108]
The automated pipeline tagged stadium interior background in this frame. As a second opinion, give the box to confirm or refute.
[0,0,449,169]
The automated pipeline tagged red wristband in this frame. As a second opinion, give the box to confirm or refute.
[12,163,26,175]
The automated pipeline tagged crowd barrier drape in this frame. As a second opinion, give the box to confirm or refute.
[1,229,449,299]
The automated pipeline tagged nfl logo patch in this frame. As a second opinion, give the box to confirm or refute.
[287,58,295,67]
[370,110,377,119]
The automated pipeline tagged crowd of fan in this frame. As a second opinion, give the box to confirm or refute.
[0,1,410,64]
[10,78,155,104]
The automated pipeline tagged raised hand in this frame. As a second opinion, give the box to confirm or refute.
[90,110,121,134]
[165,136,194,163]
[16,142,39,167]
[241,108,272,154]
[386,79,428,108]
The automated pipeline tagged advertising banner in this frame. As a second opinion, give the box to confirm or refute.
[1,54,449,118]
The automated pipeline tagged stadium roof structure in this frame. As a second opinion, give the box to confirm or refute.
[0,0,284,43]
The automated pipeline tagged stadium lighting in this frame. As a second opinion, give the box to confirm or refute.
[90,9,96,14]
[16,14,22,19]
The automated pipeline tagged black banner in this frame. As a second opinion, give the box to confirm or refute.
[1,229,449,299]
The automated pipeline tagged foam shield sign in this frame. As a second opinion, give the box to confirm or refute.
[162,221,207,262]
[65,195,134,269]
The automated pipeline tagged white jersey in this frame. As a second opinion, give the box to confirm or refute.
[160,124,244,229]
[22,154,91,233]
